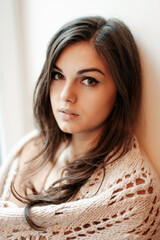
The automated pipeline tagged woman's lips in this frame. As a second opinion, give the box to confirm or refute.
[59,108,79,120]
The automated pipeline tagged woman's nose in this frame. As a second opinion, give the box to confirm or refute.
[60,81,77,103]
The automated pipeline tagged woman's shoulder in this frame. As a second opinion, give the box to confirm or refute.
[0,129,47,205]
[101,135,160,196]
[0,130,41,193]
[17,130,43,170]
[127,136,160,183]
[7,129,40,162]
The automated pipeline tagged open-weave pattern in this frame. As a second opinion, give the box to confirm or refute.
[0,131,160,239]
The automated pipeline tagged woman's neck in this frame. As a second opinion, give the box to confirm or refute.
[71,130,102,158]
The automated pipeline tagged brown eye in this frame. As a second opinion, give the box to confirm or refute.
[82,77,99,86]
[51,72,64,80]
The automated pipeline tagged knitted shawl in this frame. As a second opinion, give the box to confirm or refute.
[0,130,160,240]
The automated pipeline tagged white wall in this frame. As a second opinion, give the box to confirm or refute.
[0,0,160,175]
[0,0,27,160]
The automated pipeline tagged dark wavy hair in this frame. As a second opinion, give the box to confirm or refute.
[12,16,142,229]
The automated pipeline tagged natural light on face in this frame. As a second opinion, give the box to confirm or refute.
[49,41,117,138]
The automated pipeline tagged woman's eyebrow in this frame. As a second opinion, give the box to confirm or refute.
[77,68,105,76]
[53,65,63,72]
[53,65,105,76]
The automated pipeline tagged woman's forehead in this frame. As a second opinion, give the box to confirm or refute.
[55,42,108,74]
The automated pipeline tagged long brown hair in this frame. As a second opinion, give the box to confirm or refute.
[12,16,142,229]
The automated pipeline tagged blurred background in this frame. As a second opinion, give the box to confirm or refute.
[0,0,160,176]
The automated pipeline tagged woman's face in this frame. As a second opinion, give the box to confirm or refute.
[50,41,117,137]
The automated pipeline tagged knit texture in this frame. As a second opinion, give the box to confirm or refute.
[0,130,160,240]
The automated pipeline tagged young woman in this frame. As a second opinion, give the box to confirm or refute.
[0,16,160,239]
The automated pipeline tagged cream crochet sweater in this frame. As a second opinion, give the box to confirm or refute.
[0,130,160,240]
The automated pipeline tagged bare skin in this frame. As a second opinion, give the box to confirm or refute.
[50,41,117,157]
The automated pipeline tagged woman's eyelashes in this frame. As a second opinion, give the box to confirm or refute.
[51,71,100,87]
[81,77,100,86]
[51,71,64,80]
